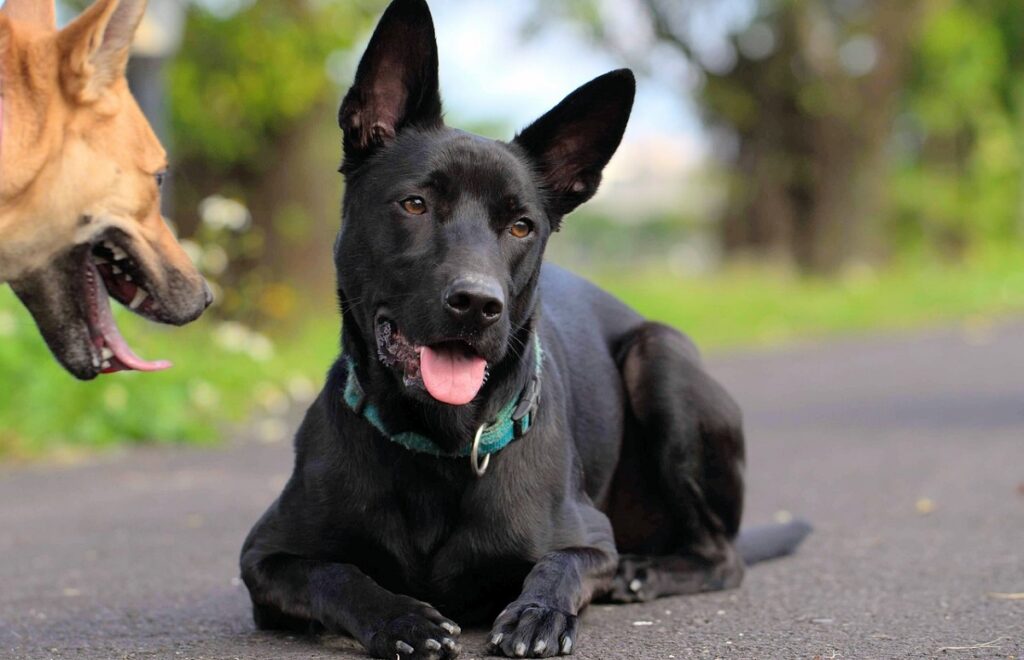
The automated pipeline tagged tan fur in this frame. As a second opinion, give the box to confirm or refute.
[0,0,209,378]
[0,0,54,30]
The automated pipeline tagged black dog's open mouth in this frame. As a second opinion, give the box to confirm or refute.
[84,236,171,374]
[376,318,490,406]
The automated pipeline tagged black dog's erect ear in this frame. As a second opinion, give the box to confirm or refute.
[515,69,636,220]
[338,0,442,171]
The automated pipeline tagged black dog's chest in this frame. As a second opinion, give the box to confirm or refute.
[341,475,533,616]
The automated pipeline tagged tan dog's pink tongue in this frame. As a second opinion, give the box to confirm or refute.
[91,266,172,374]
[420,345,487,405]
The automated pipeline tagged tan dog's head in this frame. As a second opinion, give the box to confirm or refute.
[0,0,211,380]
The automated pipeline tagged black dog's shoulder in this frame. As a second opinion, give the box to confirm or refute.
[539,263,643,343]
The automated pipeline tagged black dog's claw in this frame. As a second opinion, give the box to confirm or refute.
[370,599,462,659]
[488,601,578,657]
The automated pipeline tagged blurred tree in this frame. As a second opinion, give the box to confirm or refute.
[542,0,925,273]
[892,0,1024,259]
[165,0,384,321]
[705,1,923,273]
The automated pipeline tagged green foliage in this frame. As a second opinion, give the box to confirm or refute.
[541,0,1024,268]
[167,0,379,173]
[0,288,338,458]
[892,1,1024,255]
[583,245,1024,350]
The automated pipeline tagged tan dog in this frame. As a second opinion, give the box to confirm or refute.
[0,0,210,379]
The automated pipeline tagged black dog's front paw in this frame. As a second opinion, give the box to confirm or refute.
[368,599,462,660]
[604,555,655,604]
[486,602,578,658]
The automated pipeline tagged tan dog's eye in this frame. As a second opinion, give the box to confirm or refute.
[510,219,533,239]
[400,196,427,215]
[155,171,167,188]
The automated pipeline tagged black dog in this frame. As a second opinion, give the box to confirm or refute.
[240,1,810,658]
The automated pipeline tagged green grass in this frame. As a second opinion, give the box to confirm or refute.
[586,247,1024,350]
[2,246,1022,458]
[0,290,339,459]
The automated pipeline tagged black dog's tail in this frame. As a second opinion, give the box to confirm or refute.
[736,519,813,565]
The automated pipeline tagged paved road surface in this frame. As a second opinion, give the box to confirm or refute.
[2,323,1022,659]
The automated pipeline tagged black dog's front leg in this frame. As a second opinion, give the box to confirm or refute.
[486,544,617,658]
[243,553,462,659]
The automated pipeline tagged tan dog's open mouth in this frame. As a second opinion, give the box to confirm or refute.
[12,226,210,380]
[85,238,171,373]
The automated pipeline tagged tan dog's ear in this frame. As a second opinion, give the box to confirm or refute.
[0,0,57,30]
[57,0,147,103]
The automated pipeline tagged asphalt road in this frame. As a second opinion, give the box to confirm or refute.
[2,322,1022,659]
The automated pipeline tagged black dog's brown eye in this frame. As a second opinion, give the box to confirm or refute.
[400,196,428,215]
[510,219,533,239]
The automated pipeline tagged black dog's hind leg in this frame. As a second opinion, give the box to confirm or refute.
[241,552,462,660]
[603,322,747,603]
[486,509,618,658]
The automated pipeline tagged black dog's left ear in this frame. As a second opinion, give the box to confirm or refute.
[514,69,635,219]
[339,0,442,171]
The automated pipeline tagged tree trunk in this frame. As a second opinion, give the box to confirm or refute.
[713,0,923,273]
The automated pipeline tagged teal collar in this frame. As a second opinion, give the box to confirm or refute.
[342,337,544,461]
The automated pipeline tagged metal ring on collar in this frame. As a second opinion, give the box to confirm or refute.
[470,423,490,477]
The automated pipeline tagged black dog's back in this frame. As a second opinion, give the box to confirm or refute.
[539,263,811,564]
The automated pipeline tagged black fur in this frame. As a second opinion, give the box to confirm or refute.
[241,1,810,658]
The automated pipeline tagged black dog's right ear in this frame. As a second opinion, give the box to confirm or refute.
[514,69,635,221]
[338,0,442,171]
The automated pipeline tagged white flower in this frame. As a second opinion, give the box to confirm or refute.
[0,310,16,336]
[179,239,203,267]
[213,322,275,362]
[200,245,229,276]
[189,381,221,410]
[255,383,289,416]
[287,376,317,404]
[199,195,251,232]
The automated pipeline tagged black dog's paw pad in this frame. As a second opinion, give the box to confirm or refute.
[487,602,577,657]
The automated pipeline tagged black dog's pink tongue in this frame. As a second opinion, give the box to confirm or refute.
[420,344,487,405]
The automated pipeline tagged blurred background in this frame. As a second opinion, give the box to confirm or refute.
[2,0,1023,458]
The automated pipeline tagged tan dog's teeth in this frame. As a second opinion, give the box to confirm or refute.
[129,289,148,310]
[112,265,122,274]
[125,275,133,282]
[110,246,128,261]
[101,360,111,370]
[101,347,114,360]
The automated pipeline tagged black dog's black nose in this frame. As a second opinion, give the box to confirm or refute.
[444,277,504,328]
